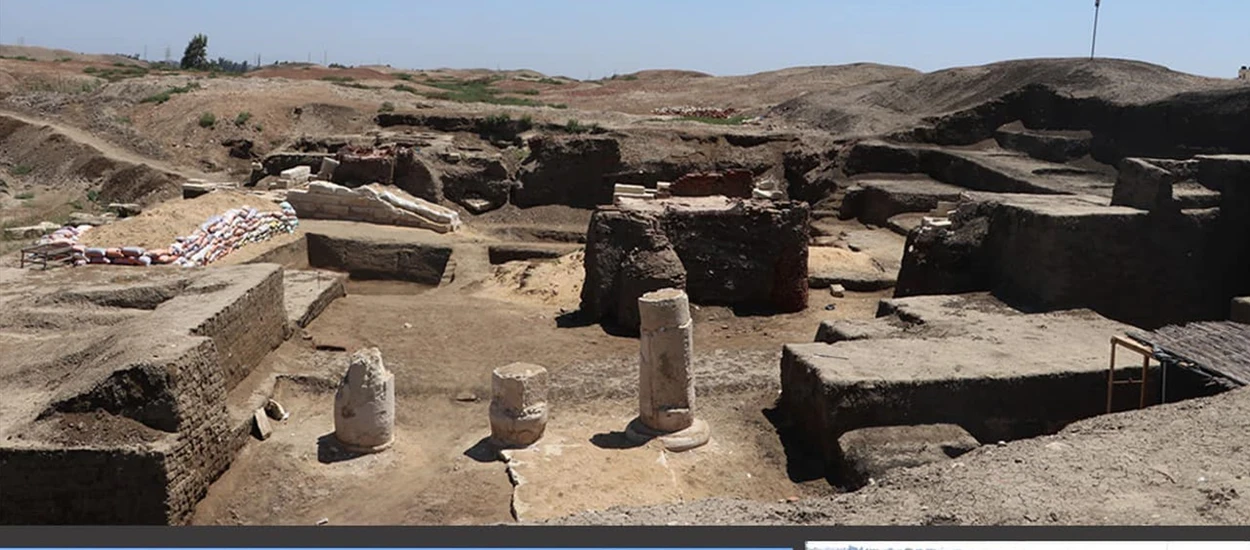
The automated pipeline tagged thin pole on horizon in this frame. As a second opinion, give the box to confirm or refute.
[1090,0,1102,59]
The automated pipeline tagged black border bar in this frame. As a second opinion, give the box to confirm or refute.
[1,526,1248,548]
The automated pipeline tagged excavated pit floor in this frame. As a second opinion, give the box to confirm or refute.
[190,256,893,524]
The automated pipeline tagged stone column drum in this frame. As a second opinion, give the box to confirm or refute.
[627,288,710,451]
[489,363,549,448]
[333,347,396,453]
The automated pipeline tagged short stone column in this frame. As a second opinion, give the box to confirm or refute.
[626,288,710,451]
[333,347,395,453]
[489,363,549,448]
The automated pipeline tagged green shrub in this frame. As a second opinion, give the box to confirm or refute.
[234,111,252,126]
[139,82,201,104]
[87,189,100,203]
[378,102,395,113]
[537,78,564,85]
[320,75,354,83]
[198,112,216,128]
[392,84,418,94]
[15,192,34,200]
[9,165,33,176]
[394,73,414,81]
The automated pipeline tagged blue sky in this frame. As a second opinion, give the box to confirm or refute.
[0,0,1245,78]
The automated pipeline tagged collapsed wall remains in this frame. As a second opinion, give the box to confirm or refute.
[581,196,809,333]
[0,265,291,524]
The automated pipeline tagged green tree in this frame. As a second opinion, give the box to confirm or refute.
[180,34,209,70]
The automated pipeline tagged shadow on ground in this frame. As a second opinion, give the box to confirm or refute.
[316,433,365,464]
[761,404,830,484]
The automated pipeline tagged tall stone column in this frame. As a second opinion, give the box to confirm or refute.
[626,288,710,451]
[333,347,396,453]
[489,362,549,448]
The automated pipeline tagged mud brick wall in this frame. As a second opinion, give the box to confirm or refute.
[306,232,453,285]
[983,204,1225,328]
[659,201,810,312]
[188,267,287,391]
[158,336,238,525]
[581,199,810,331]
[332,155,395,187]
[0,447,170,524]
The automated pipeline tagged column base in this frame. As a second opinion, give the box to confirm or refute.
[624,417,710,452]
[334,433,394,454]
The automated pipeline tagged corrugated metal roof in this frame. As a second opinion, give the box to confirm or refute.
[1130,321,1250,388]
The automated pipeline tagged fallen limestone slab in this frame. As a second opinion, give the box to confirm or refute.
[286,181,461,234]
[836,424,980,489]
[283,269,347,329]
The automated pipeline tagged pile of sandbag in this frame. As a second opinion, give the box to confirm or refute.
[652,106,738,119]
[65,202,299,267]
[169,202,299,267]
[35,225,93,247]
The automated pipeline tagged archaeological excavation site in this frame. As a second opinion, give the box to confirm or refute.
[1,44,1248,527]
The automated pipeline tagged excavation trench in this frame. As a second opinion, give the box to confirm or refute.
[778,331,1231,492]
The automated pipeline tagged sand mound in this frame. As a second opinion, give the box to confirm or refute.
[476,251,585,310]
[770,57,1240,136]
[80,191,281,249]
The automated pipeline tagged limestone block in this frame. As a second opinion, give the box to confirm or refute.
[333,348,395,453]
[317,157,340,180]
[253,408,273,440]
[489,363,549,447]
[281,165,312,184]
[615,184,647,195]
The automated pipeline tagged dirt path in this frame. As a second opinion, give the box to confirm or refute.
[0,108,209,181]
